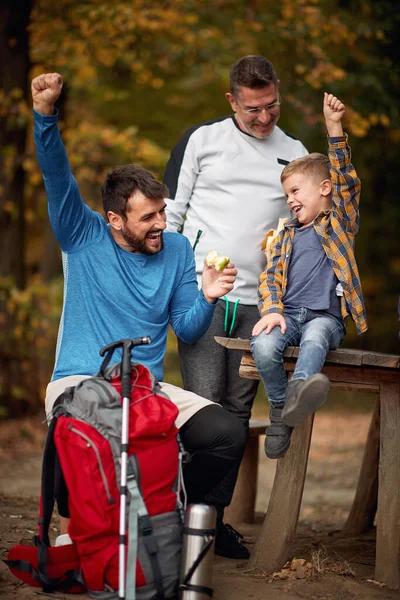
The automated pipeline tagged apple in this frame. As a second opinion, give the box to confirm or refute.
[205,250,230,271]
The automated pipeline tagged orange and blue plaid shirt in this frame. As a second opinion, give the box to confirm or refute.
[258,135,367,334]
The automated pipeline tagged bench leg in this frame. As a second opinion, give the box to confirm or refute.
[225,435,259,524]
[341,397,380,536]
[248,414,314,572]
[375,382,400,589]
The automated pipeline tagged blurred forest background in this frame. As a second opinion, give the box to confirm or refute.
[1,0,399,418]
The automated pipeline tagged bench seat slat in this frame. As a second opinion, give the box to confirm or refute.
[239,363,380,393]
[215,336,400,370]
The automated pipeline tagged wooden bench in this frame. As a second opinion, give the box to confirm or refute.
[215,336,400,590]
[225,419,269,524]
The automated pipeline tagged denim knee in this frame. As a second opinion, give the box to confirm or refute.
[251,332,282,372]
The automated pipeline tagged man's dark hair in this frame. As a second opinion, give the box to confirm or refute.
[230,55,278,98]
[101,164,169,220]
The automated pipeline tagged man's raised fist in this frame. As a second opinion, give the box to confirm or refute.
[31,73,63,115]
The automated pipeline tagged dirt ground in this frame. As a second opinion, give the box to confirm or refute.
[0,408,398,600]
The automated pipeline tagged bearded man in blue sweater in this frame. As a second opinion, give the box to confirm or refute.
[32,72,247,550]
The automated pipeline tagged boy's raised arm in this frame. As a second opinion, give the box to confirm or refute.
[323,92,345,137]
[324,93,360,232]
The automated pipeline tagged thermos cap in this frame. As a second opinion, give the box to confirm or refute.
[184,504,217,530]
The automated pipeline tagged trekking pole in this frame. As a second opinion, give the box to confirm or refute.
[99,337,151,600]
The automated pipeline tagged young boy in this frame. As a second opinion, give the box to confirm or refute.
[251,93,367,459]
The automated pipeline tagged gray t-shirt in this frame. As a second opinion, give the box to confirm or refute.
[283,224,342,318]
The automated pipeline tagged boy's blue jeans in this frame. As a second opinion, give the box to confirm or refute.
[251,308,345,406]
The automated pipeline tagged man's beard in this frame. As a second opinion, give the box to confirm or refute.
[121,226,164,255]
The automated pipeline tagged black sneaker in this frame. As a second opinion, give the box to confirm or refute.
[264,406,293,459]
[214,523,250,559]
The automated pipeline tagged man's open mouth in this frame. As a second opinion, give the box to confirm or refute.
[147,231,161,240]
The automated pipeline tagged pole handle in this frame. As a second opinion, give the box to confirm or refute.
[99,337,151,391]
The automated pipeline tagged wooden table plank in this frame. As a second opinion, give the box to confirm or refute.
[239,355,383,392]
[213,336,250,350]
[248,415,314,572]
[238,353,400,386]
[375,382,400,589]
[360,353,400,369]
[214,336,400,369]
[225,420,269,524]
[341,399,380,535]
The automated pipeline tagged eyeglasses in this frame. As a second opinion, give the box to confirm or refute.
[240,99,281,116]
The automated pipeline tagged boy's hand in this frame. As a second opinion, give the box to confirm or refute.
[252,313,287,336]
[31,73,63,116]
[323,92,345,137]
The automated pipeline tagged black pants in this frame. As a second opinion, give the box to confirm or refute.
[56,405,246,519]
[179,405,247,518]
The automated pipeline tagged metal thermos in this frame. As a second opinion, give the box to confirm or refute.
[179,504,217,599]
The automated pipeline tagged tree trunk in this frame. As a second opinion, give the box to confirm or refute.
[0,0,32,289]
[0,2,34,417]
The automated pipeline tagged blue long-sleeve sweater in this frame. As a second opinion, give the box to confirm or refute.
[34,111,216,382]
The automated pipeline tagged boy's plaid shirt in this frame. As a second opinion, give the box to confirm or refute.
[258,135,367,334]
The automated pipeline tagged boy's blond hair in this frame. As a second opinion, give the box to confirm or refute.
[280,152,330,185]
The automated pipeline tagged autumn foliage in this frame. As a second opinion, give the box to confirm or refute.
[0,0,399,415]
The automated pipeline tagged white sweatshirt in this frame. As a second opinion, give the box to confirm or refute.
[164,115,308,304]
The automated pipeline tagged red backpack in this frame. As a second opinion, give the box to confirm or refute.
[5,338,184,599]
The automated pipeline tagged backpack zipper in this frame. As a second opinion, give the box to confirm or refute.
[69,424,115,505]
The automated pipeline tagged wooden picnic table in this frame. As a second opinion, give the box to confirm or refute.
[215,336,400,589]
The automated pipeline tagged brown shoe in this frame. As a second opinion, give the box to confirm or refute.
[282,374,330,427]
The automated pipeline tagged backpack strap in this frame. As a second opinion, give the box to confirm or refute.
[54,451,69,518]
[3,557,82,593]
[33,416,75,593]
[126,459,165,600]
[36,416,61,590]
[125,461,140,600]
[38,416,58,546]
[36,399,81,593]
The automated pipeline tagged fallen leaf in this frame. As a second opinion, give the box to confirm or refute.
[268,558,313,581]
[367,579,386,588]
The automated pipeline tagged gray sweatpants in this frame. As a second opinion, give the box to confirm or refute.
[178,299,260,513]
